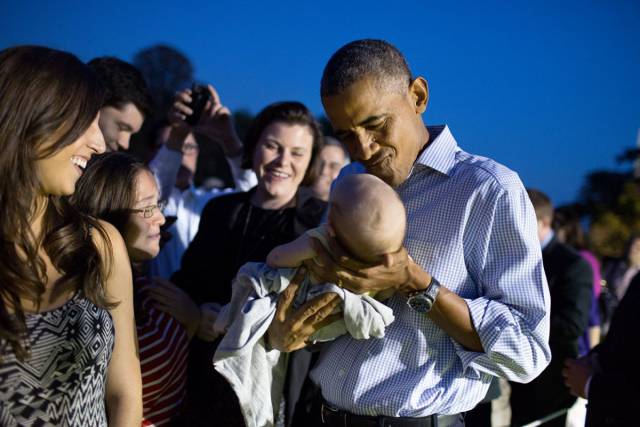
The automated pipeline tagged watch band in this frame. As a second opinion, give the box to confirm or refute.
[406,276,441,314]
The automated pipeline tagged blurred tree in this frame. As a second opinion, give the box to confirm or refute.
[579,170,631,216]
[133,44,194,117]
[578,139,640,258]
[128,45,194,163]
[616,147,640,164]
[588,180,640,258]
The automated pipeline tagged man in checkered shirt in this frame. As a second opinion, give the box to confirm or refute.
[267,39,551,427]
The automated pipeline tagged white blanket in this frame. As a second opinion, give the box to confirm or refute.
[212,262,395,427]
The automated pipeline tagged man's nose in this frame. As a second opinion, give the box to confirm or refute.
[118,133,131,151]
[351,132,377,161]
[320,162,331,177]
[92,126,106,154]
[275,149,292,166]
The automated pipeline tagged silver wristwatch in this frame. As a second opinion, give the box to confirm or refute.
[406,276,441,314]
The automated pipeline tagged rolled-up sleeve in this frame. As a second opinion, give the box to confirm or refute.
[454,186,551,383]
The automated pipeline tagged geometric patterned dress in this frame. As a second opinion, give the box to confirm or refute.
[0,293,114,426]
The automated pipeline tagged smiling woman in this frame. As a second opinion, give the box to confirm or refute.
[170,100,327,425]
[0,46,141,426]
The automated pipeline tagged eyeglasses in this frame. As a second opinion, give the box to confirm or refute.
[129,201,165,219]
[182,142,199,153]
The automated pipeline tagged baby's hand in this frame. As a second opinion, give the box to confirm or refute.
[267,233,316,268]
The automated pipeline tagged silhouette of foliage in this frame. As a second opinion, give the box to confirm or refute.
[579,170,632,216]
[133,44,194,118]
[588,180,640,258]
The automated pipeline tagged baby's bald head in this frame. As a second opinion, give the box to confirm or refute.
[329,174,406,263]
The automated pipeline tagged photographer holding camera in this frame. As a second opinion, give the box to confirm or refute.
[147,84,258,280]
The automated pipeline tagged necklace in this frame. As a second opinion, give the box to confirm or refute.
[234,202,290,268]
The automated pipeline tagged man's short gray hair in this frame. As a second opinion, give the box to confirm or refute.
[321,39,412,98]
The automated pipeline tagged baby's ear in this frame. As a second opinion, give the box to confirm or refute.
[382,253,394,268]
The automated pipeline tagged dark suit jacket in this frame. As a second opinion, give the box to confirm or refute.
[586,274,640,426]
[511,236,593,426]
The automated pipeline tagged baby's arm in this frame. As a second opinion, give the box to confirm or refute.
[267,233,318,267]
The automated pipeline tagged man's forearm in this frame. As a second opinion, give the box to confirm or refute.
[428,287,484,351]
[165,126,190,152]
[406,262,484,352]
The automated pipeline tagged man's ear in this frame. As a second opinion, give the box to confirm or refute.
[409,76,429,114]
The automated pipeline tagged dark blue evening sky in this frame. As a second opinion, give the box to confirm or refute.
[2,0,639,205]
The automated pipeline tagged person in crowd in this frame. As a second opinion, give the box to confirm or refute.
[306,136,349,201]
[88,56,153,152]
[170,101,326,426]
[72,152,198,426]
[552,205,603,427]
[563,272,640,427]
[601,234,640,334]
[267,39,551,427]
[509,189,593,427]
[0,45,141,426]
[553,206,602,355]
[148,85,257,279]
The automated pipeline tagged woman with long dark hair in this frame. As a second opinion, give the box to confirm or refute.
[72,152,198,426]
[0,46,141,426]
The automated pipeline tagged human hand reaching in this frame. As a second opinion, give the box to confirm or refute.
[266,267,342,352]
[145,278,201,338]
[562,356,593,399]
[197,302,224,342]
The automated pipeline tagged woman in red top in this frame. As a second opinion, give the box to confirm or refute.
[73,152,199,426]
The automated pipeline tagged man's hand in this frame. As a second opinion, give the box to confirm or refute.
[167,85,243,156]
[562,357,593,399]
[145,278,201,338]
[194,85,243,156]
[303,233,429,295]
[168,89,194,132]
[267,267,342,352]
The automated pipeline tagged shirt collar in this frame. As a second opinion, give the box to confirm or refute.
[414,125,459,176]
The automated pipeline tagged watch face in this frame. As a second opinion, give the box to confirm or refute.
[407,293,433,314]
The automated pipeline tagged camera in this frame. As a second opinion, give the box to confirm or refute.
[185,84,211,126]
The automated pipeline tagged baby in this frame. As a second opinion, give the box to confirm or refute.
[267,172,407,295]
[213,173,407,427]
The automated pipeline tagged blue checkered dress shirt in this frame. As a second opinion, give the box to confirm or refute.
[310,125,551,417]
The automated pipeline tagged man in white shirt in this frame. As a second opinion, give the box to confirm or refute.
[268,39,551,427]
[149,85,257,279]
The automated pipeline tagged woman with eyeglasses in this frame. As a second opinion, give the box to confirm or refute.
[72,152,199,426]
[0,46,141,426]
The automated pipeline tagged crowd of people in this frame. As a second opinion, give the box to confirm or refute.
[0,39,637,427]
